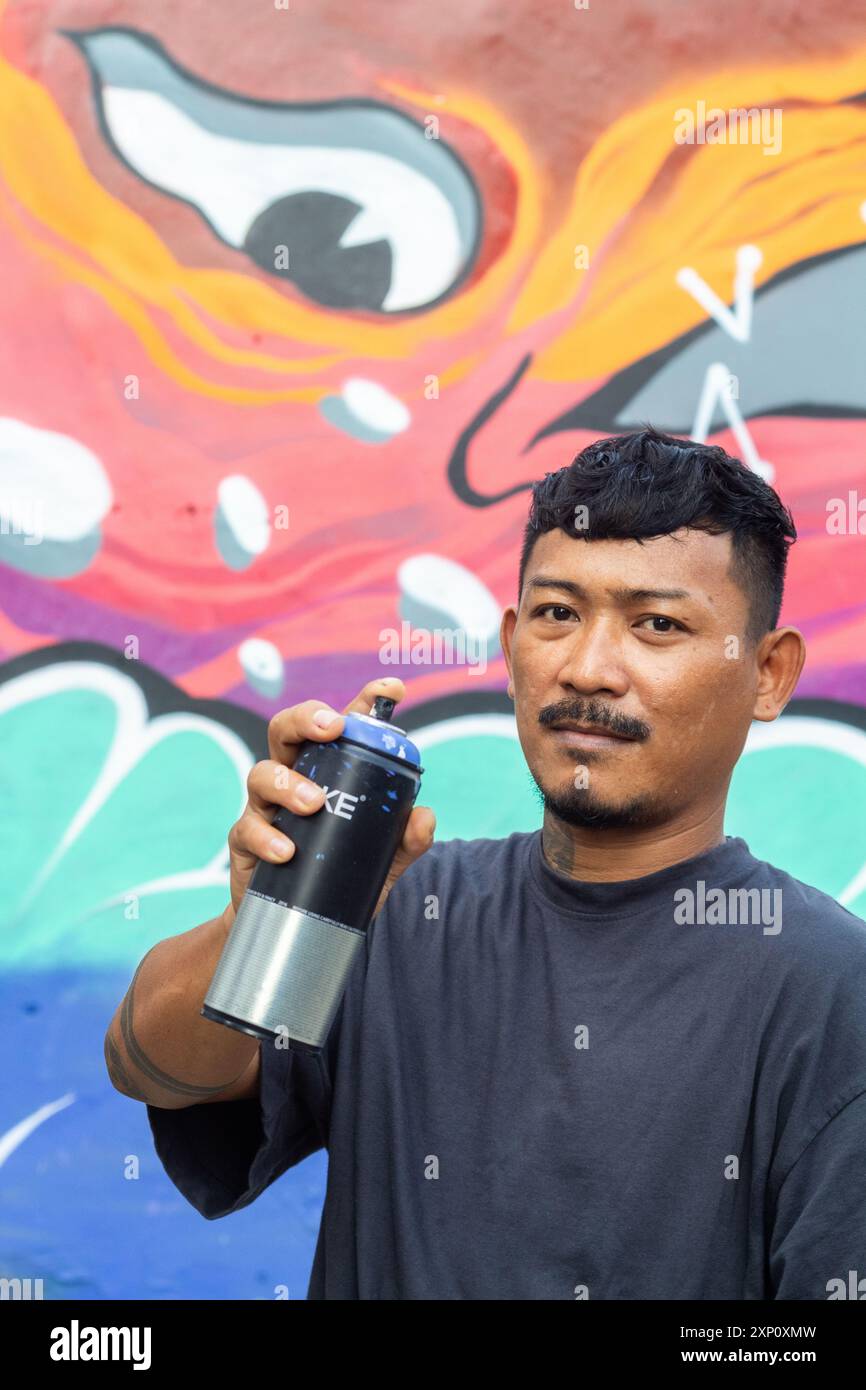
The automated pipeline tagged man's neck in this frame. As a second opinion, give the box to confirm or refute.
[541,807,727,883]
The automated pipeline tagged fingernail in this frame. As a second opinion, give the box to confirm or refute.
[270,836,293,857]
[297,782,322,804]
[313,708,339,728]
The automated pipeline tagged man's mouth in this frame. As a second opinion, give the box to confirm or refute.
[548,720,639,748]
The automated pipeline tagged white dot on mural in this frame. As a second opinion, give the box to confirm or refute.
[238,638,284,698]
[318,378,412,444]
[342,379,410,437]
[0,418,112,540]
[215,475,270,570]
[398,553,501,651]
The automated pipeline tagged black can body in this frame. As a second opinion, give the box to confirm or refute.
[264,737,420,926]
[202,722,422,1051]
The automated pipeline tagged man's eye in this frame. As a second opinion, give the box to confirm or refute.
[637,615,683,634]
[536,604,575,621]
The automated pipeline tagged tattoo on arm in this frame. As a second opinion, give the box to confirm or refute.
[115,949,250,1100]
[104,1031,146,1101]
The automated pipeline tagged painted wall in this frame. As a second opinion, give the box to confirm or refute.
[1,0,865,1299]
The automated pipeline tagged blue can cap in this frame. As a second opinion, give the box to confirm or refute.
[340,710,423,772]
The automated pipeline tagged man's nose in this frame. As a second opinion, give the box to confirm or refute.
[555,618,629,698]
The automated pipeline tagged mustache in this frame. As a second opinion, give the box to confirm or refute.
[539,699,651,741]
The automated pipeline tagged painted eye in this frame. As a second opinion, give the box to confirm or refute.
[68,27,482,313]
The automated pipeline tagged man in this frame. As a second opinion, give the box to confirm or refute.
[106,426,866,1299]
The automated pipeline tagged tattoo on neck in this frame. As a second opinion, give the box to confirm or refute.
[542,818,579,878]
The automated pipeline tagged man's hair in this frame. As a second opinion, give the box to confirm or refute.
[519,425,797,642]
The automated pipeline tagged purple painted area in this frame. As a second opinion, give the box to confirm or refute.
[795,664,866,704]
[0,566,259,674]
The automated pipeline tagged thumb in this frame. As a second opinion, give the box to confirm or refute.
[373,805,436,918]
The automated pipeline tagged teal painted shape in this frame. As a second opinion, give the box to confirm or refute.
[0,689,117,923]
[728,743,866,920]
[417,731,542,840]
[0,675,251,970]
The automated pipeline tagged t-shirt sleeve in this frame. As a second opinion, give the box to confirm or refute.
[145,930,372,1221]
[768,1086,866,1299]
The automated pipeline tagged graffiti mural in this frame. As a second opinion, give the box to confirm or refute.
[0,0,864,1297]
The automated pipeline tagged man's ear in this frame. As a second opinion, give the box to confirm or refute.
[752,627,807,721]
[500,605,517,699]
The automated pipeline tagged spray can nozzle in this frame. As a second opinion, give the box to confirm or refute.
[371,694,397,722]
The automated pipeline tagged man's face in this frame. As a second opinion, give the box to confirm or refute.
[501,526,762,830]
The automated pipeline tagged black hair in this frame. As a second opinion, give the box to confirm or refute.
[518,425,796,642]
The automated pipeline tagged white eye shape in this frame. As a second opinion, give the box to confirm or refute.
[215,474,270,570]
[68,26,482,313]
[0,417,112,578]
[397,553,501,660]
[238,639,285,699]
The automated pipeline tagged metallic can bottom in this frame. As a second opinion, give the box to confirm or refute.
[200,1003,323,1053]
[203,892,366,1049]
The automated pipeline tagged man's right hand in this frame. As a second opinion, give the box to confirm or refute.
[223,677,436,930]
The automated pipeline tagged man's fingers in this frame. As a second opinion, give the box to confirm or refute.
[246,759,327,817]
[371,807,435,920]
[386,807,436,881]
[266,699,346,765]
[342,676,406,717]
[230,810,297,865]
[401,805,436,860]
[265,675,408,767]
[264,680,406,768]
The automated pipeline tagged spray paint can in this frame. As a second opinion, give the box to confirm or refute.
[202,695,423,1052]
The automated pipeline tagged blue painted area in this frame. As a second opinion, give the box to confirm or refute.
[0,971,325,1299]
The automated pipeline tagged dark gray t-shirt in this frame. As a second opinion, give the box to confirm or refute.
[147,831,866,1299]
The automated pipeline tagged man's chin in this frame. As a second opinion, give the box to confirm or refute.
[534,780,666,830]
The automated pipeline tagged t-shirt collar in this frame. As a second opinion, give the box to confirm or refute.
[527,828,756,920]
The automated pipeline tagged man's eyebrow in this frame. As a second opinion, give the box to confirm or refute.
[527,577,694,603]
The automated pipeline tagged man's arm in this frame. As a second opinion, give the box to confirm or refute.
[769,1086,866,1299]
[104,903,261,1111]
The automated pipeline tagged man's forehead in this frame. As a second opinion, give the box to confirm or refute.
[526,527,737,592]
